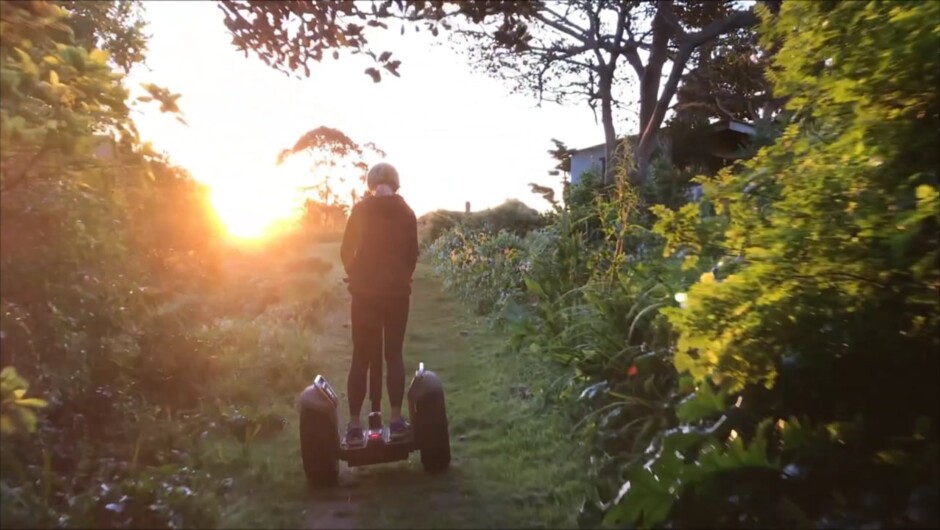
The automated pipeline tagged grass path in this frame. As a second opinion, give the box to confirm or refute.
[220,244,588,529]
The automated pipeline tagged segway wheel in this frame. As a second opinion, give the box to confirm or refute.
[299,408,339,487]
[415,388,451,474]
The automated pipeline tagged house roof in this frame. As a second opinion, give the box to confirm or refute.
[569,119,755,154]
[709,120,756,135]
[569,143,607,155]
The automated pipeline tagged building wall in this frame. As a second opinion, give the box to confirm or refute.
[569,144,607,185]
[568,121,751,188]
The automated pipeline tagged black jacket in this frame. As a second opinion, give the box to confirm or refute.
[340,194,419,296]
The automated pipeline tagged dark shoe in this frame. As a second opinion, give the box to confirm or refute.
[345,424,364,447]
[368,411,383,431]
[389,418,410,440]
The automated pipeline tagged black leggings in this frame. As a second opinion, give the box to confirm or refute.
[347,293,410,418]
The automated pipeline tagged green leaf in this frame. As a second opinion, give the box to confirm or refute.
[14,398,48,409]
[523,275,546,298]
[676,384,728,423]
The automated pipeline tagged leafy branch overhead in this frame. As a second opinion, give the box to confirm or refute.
[215,0,537,82]
[56,0,149,73]
[137,83,188,125]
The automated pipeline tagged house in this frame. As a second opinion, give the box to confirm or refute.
[569,142,608,185]
[568,119,757,187]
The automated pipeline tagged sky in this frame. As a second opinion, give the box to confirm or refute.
[124,1,615,235]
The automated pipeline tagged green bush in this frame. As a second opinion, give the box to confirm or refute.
[419,199,549,248]
[0,4,341,528]
[427,226,531,318]
[606,2,940,528]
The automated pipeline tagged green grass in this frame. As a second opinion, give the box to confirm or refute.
[213,244,588,529]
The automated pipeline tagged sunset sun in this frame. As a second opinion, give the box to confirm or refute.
[208,173,306,240]
[203,148,372,241]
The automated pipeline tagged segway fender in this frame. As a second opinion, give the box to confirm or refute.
[406,363,451,474]
[297,375,339,419]
[406,364,444,419]
[297,375,340,487]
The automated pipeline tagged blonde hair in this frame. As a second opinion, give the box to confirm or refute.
[366,162,400,192]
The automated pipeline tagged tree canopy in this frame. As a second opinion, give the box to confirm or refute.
[276,125,386,214]
[217,0,770,183]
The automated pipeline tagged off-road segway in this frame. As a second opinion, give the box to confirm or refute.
[296,362,451,487]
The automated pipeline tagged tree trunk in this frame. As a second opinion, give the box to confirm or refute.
[635,130,657,184]
[599,69,618,186]
[633,6,671,184]
[635,45,692,183]
[632,3,759,184]
[638,33,668,132]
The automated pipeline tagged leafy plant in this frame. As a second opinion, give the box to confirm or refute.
[427,164,699,527]
[0,3,340,528]
[0,367,48,436]
[609,1,940,527]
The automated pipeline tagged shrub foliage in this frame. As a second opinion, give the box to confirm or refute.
[429,2,939,528]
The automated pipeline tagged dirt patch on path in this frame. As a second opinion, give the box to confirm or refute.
[303,472,358,530]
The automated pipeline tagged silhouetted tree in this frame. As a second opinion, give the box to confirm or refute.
[276,125,386,215]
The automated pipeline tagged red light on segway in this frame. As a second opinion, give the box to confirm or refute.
[369,432,381,439]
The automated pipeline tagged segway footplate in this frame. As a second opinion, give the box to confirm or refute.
[341,425,416,467]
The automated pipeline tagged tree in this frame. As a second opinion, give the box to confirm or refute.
[455,0,648,183]
[528,182,558,207]
[547,138,573,176]
[275,125,386,221]
[626,1,780,182]
[454,0,767,184]
[671,25,781,126]
[218,0,768,185]
[527,138,574,209]
[299,198,348,233]
[56,0,149,73]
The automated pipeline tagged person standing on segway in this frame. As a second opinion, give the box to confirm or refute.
[340,162,418,447]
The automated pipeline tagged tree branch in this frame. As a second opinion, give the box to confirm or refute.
[622,44,645,79]
[529,43,594,60]
[586,0,605,66]
[636,43,693,167]
[557,57,596,70]
[657,0,685,37]
[715,96,737,121]
[618,1,646,78]
[607,0,630,69]
[536,7,592,43]
[683,9,758,49]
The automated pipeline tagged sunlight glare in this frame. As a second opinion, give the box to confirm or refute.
[209,177,304,240]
